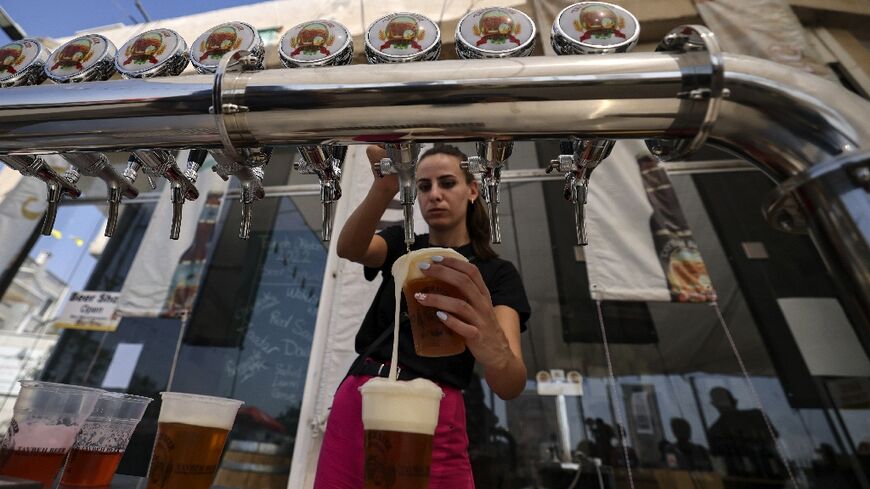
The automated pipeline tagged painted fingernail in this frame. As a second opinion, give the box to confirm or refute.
[431,255,444,263]
[415,292,427,301]
[417,261,431,270]
[436,311,448,321]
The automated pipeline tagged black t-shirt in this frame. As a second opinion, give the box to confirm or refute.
[354,225,531,389]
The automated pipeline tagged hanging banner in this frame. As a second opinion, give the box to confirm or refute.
[54,291,121,332]
[693,0,837,81]
[118,154,229,317]
[0,155,69,280]
[584,141,716,302]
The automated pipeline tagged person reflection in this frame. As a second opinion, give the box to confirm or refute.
[584,417,638,468]
[659,418,712,471]
[707,387,785,480]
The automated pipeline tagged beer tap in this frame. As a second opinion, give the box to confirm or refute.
[365,12,442,249]
[455,7,537,243]
[0,39,82,234]
[115,29,200,240]
[550,2,639,245]
[42,34,141,237]
[279,20,355,241]
[189,22,269,240]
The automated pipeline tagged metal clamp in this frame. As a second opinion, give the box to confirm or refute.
[646,25,726,161]
[212,49,260,164]
[764,150,870,233]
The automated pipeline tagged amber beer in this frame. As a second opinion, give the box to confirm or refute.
[60,449,124,486]
[360,378,443,489]
[0,448,68,488]
[395,248,470,357]
[145,392,242,489]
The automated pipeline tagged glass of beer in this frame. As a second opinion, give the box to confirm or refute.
[146,392,243,489]
[395,248,469,357]
[360,377,443,489]
[0,381,104,489]
[59,392,152,487]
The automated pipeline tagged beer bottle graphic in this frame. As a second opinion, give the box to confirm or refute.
[162,192,223,317]
[635,153,716,302]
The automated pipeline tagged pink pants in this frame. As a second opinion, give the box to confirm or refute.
[313,374,475,489]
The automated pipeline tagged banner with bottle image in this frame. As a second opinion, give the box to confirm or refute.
[584,141,716,303]
[118,152,229,317]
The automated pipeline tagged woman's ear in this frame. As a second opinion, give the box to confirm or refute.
[469,179,480,203]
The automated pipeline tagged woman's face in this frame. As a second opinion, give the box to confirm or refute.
[416,153,479,232]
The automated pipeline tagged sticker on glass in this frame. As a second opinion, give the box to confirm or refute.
[119,30,180,70]
[0,40,41,81]
[48,35,108,76]
[460,8,533,52]
[558,3,637,47]
[282,21,349,62]
[192,22,256,67]
[368,13,438,56]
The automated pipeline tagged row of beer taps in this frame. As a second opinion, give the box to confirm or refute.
[0,2,640,246]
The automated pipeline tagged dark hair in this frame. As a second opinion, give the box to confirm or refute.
[418,144,497,260]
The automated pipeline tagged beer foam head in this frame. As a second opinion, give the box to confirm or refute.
[359,378,443,434]
[158,392,243,430]
[391,247,468,289]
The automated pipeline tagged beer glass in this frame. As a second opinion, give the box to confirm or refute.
[395,248,469,357]
[360,377,443,489]
[0,381,103,489]
[146,392,243,489]
[59,392,152,487]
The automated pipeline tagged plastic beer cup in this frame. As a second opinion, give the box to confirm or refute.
[0,381,103,489]
[146,392,243,489]
[59,392,152,487]
[393,248,469,357]
[360,378,443,489]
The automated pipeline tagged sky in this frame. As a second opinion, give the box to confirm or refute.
[0,0,267,43]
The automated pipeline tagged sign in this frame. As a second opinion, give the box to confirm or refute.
[54,291,121,332]
[536,369,583,396]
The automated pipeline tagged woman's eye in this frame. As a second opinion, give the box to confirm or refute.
[418,182,431,191]
[441,180,456,188]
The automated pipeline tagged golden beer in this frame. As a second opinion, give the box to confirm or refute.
[145,392,242,489]
[147,423,229,489]
[360,378,443,489]
[393,248,470,358]
[404,276,466,357]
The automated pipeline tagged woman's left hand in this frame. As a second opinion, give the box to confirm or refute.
[413,256,513,371]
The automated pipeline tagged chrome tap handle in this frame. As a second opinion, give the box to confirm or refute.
[573,177,590,246]
[185,149,209,183]
[374,158,394,177]
[105,186,122,237]
[169,183,184,240]
[239,180,255,240]
[483,166,503,244]
[123,155,157,189]
[460,156,485,176]
[383,142,421,248]
[42,182,63,236]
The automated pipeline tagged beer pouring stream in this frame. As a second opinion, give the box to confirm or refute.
[365,12,443,251]
[454,7,537,244]
[279,20,355,242]
[548,2,640,245]
[187,21,269,240]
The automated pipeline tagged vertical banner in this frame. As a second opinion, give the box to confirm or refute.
[694,0,837,81]
[584,141,716,302]
[0,156,69,280]
[118,156,229,317]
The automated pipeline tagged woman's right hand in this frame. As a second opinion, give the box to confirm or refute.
[366,145,399,195]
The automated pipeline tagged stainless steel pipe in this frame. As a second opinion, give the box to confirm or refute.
[0,50,868,325]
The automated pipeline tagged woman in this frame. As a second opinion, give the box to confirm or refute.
[314,144,531,488]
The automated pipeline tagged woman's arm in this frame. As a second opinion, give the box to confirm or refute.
[413,257,528,400]
[336,146,398,268]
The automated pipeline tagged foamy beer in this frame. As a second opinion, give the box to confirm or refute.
[360,378,443,489]
[146,392,243,489]
[393,248,469,357]
[0,381,103,489]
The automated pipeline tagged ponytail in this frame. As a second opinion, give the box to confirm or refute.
[418,145,498,260]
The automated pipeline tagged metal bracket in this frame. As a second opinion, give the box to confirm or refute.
[646,25,725,161]
[764,150,870,233]
[212,49,260,164]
